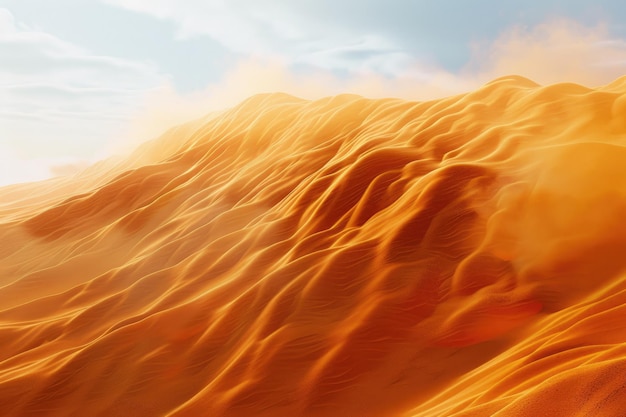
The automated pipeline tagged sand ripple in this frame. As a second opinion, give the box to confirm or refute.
[1,76,626,416]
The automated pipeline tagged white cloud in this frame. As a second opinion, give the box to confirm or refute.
[101,0,414,75]
[101,1,626,86]
[0,7,169,186]
[0,8,162,89]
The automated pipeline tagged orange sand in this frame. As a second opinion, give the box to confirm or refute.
[2,75,626,416]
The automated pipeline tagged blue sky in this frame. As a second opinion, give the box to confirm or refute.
[1,0,626,185]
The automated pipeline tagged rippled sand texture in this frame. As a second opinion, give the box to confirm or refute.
[2,76,626,416]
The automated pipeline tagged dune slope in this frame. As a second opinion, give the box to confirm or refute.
[2,76,626,416]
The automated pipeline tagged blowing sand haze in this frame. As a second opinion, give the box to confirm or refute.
[1,75,626,416]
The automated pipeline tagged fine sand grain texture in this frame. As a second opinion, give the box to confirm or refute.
[2,76,626,416]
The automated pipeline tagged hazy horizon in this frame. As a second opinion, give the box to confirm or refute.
[1,1,626,186]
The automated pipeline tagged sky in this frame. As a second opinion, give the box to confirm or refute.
[1,0,626,186]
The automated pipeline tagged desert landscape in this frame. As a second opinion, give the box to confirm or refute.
[1,75,626,416]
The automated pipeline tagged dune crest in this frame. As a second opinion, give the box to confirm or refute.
[1,76,626,416]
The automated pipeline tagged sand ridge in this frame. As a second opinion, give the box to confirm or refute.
[1,75,626,416]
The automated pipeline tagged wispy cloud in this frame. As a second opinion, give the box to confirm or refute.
[101,0,415,75]
[101,0,626,84]
[0,7,168,186]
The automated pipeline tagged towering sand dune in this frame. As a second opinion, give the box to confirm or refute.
[1,76,626,416]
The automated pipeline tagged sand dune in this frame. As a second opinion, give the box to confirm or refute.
[2,75,626,416]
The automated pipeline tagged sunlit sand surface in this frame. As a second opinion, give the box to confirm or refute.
[2,75,626,416]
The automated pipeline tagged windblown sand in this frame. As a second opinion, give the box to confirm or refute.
[2,75,626,416]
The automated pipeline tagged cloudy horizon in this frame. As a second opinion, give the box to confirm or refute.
[1,0,626,186]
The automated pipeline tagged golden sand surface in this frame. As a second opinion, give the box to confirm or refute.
[1,75,626,416]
